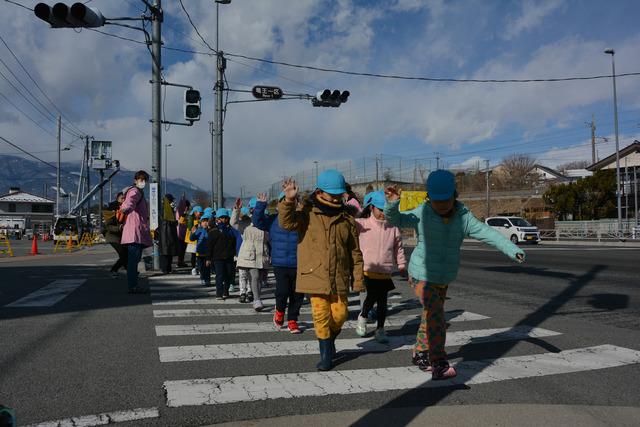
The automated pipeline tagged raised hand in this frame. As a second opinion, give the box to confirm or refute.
[384,185,402,202]
[257,193,268,203]
[234,198,242,209]
[516,253,525,264]
[282,178,298,201]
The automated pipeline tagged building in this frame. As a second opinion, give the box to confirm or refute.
[0,187,55,237]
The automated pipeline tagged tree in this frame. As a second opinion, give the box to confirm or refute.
[557,160,590,174]
[500,154,537,190]
[191,190,210,208]
[543,170,615,220]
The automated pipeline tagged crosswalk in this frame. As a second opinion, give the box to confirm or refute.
[149,273,640,412]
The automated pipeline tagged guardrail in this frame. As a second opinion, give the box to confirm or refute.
[538,229,639,242]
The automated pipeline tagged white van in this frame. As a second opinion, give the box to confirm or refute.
[485,216,540,244]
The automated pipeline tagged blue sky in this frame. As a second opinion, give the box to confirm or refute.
[1,0,640,196]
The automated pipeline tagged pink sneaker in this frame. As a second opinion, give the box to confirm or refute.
[431,360,457,380]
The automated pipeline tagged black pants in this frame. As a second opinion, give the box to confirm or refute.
[273,266,304,320]
[160,254,173,274]
[109,242,128,273]
[197,256,211,285]
[360,278,394,329]
[214,259,235,297]
[190,253,197,269]
[177,240,187,265]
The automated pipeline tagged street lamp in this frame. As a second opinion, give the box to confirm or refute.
[604,48,622,237]
[164,143,172,195]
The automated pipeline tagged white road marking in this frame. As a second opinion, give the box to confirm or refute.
[5,279,86,308]
[164,345,640,407]
[151,294,402,306]
[153,301,419,318]
[22,407,159,427]
[158,325,559,362]
[154,311,489,336]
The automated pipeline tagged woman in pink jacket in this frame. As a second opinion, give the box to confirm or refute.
[120,170,153,293]
[355,190,407,343]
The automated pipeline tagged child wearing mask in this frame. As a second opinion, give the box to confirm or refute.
[384,169,525,380]
[279,169,364,371]
[190,213,212,286]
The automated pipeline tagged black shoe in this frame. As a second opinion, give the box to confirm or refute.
[316,339,333,371]
[412,351,432,372]
[239,293,247,303]
[247,292,254,302]
[128,287,149,294]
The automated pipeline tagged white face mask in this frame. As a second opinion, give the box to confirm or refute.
[136,181,146,190]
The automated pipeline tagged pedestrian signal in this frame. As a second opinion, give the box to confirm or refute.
[184,89,201,122]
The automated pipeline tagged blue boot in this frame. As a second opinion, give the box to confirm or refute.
[316,339,333,371]
[329,330,341,359]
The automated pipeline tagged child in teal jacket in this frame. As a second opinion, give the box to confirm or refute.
[384,169,525,380]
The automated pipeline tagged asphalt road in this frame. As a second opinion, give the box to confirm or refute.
[0,242,639,426]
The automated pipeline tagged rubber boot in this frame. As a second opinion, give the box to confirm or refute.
[316,339,333,371]
[329,330,341,359]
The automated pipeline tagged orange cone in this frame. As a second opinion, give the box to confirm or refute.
[66,234,73,251]
[31,234,39,255]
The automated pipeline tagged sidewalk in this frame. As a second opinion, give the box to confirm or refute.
[207,404,640,427]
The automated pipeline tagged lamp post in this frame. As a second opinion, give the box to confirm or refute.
[604,48,622,237]
[164,143,172,195]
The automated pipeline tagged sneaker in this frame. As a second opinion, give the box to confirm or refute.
[253,300,264,312]
[110,271,119,279]
[355,315,367,337]
[374,328,389,344]
[200,280,205,286]
[367,308,377,323]
[247,291,254,302]
[288,320,302,334]
[229,285,235,293]
[239,293,247,303]
[431,360,457,380]
[412,351,432,372]
[216,296,224,300]
[273,310,285,328]
[191,268,198,276]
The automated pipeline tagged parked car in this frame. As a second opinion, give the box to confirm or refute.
[485,216,540,244]
[52,216,81,242]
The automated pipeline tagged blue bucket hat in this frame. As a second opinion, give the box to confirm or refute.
[248,197,258,209]
[317,169,346,195]
[216,208,230,218]
[203,207,214,217]
[364,191,386,210]
[201,213,212,221]
[240,207,250,216]
[426,170,456,201]
[190,205,203,215]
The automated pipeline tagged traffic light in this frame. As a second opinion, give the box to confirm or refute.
[34,3,106,28]
[312,89,350,107]
[184,89,201,122]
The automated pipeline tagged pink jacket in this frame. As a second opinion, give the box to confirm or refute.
[355,216,406,274]
[120,187,153,247]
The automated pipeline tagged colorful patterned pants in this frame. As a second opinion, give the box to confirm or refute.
[310,294,349,339]
[414,282,449,364]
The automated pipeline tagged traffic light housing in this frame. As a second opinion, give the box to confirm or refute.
[34,3,106,28]
[184,89,201,122]
[312,89,350,107]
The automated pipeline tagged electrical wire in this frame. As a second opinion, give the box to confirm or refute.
[0,89,57,137]
[3,0,30,11]
[178,0,216,52]
[0,135,58,169]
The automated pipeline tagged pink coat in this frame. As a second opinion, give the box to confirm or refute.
[120,187,153,247]
[355,215,406,274]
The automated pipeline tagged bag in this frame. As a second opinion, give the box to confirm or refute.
[186,242,197,253]
[116,210,127,223]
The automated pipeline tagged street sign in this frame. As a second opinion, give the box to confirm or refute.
[252,86,283,100]
[91,140,112,169]
[150,183,159,230]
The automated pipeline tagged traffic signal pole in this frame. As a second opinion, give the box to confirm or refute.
[214,3,225,209]
[151,0,162,270]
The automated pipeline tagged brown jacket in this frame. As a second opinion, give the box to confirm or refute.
[278,199,364,295]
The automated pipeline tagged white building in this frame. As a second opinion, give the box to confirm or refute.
[0,187,55,236]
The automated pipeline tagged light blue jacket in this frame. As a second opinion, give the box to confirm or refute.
[384,200,524,284]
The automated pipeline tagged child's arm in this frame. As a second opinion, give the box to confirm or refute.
[207,230,218,261]
[349,222,365,292]
[230,207,240,230]
[252,200,274,231]
[394,227,407,274]
[383,200,421,230]
[464,213,525,262]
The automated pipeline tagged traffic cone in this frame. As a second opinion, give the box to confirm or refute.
[66,234,73,251]
[30,234,39,255]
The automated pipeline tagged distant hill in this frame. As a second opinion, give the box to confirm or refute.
[0,155,211,205]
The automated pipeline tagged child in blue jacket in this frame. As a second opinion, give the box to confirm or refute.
[384,170,525,380]
[189,213,212,286]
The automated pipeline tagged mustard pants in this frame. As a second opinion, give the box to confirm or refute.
[310,294,349,339]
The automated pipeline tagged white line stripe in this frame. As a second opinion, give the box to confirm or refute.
[164,345,640,407]
[151,294,402,306]
[158,326,559,362]
[153,301,419,318]
[5,280,86,307]
[22,407,160,427]
[155,311,489,336]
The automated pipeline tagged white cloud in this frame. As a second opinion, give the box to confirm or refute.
[503,0,565,40]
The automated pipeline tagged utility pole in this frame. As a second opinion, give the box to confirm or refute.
[314,161,319,187]
[590,115,596,165]
[436,153,441,170]
[56,116,61,218]
[214,3,226,209]
[209,120,215,207]
[375,155,379,189]
[485,159,491,218]
[85,136,90,229]
[413,159,417,190]
[151,0,163,270]
[98,169,104,231]
[634,166,638,227]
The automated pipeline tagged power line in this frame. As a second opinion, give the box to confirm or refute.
[3,0,30,11]
[0,135,57,169]
[0,33,86,136]
[0,89,57,137]
[178,0,216,52]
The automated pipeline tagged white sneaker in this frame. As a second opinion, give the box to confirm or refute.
[375,327,389,344]
[355,315,367,337]
[229,284,235,293]
[253,300,264,312]
[191,268,198,276]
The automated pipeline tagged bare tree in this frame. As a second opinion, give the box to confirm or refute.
[557,160,590,174]
[500,154,537,190]
[192,190,210,208]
